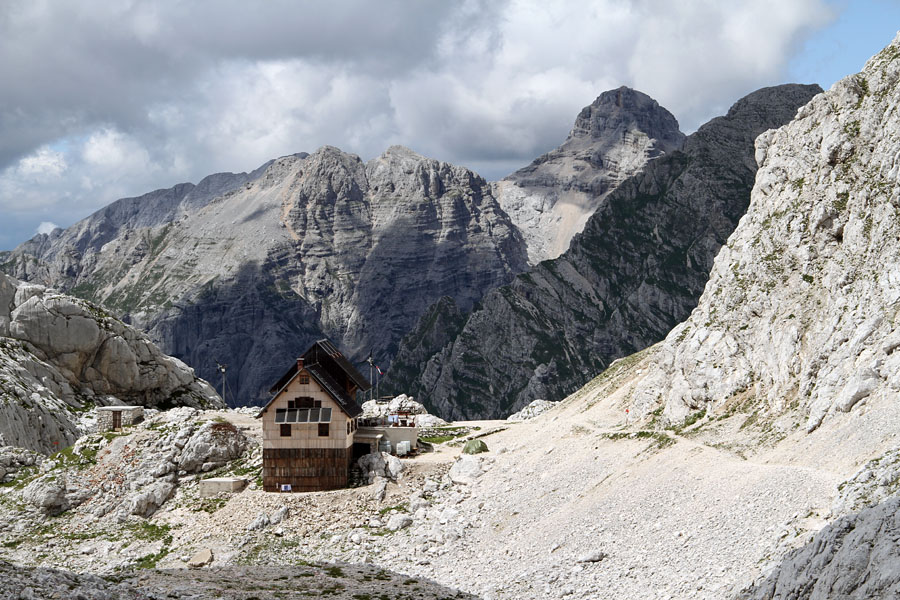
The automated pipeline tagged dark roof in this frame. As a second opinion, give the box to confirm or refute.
[306,363,363,418]
[259,338,369,419]
[305,339,371,391]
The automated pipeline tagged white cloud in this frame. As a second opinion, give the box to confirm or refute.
[17,147,67,178]
[36,221,58,235]
[0,0,836,248]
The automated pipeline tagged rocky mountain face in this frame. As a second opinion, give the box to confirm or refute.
[737,497,900,599]
[0,274,221,454]
[629,35,900,432]
[3,146,528,406]
[494,86,685,264]
[4,162,274,286]
[387,84,821,420]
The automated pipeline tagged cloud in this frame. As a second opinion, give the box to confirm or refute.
[0,0,834,249]
[36,221,58,235]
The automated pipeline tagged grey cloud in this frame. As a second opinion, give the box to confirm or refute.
[0,0,832,250]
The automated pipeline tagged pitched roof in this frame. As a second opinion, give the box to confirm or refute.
[305,363,363,418]
[258,339,369,419]
[306,339,371,391]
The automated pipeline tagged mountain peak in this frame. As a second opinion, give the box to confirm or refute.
[496,87,685,264]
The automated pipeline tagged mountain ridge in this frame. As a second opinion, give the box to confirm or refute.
[387,83,822,420]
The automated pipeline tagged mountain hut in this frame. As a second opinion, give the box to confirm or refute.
[257,339,372,492]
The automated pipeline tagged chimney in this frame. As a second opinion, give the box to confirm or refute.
[297,357,304,371]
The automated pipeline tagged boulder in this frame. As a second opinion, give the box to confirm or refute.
[357,452,404,483]
[247,513,270,531]
[177,421,248,473]
[187,548,214,569]
[129,480,176,517]
[386,513,413,531]
[449,455,483,485]
[270,506,290,525]
[372,476,388,502]
[22,476,68,514]
[415,413,448,428]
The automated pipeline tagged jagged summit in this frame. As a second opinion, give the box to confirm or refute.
[567,86,683,153]
[494,86,686,264]
[2,143,527,406]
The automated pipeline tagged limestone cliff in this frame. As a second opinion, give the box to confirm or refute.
[629,35,900,432]
[0,274,221,453]
[3,146,528,405]
[387,84,821,420]
[494,86,685,264]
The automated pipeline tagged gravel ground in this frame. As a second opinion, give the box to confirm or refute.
[2,359,899,599]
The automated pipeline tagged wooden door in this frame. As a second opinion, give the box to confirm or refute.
[112,411,122,430]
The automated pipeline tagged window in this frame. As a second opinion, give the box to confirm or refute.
[280,423,291,437]
[347,421,351,435]
[299,372,310,384]
[318,423,329,437]
[274,406,332,424]
[294,397,315,408]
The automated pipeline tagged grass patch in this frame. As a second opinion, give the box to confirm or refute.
[378,503,408,516]
[603,430,675,450]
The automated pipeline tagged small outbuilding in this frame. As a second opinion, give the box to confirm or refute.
[257,339,371,492]
[96,406,144,432]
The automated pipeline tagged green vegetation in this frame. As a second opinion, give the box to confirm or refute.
[843,119,861,138]
[323,565,346,578]
[833,191,849,212]
[666,408,706,434]
[419,426,471,444]
[378,503,408,516]
[603,430,675,451]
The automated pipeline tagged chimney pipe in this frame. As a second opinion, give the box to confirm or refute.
[297,357,304,370]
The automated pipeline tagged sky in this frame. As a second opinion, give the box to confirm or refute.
[0,0,898,251]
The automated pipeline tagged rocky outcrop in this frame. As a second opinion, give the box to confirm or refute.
[3,146,528,406]
[737,496,900,600]
[507,399,558,421]
[17,411,248,519]
[495,86,685,264]
[388,84,821,419]
[629,35,900,430]
[360,394,427,418]
[0,273,221,453]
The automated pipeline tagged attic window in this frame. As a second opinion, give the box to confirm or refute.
[299,372,310,384]
[290,397,316,409]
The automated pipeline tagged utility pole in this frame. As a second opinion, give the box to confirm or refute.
[367,353,374,402]
[216,361,228,407]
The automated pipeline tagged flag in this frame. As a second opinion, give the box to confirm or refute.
[376,366,383,376]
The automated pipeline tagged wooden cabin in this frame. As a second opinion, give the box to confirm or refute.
[257,339,371,492]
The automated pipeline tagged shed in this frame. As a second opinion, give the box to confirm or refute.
[257,339,371,492]
[96,406,144,431]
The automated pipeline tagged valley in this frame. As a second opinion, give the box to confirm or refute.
[1,21,900,600]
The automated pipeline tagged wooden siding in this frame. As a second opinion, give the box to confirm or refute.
[262,447,352,492]
[261,369,354,451]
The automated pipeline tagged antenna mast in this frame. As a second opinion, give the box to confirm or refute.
[367,353,374,402]
[216,361,228,407]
